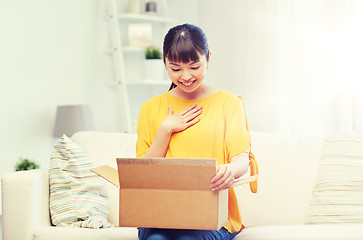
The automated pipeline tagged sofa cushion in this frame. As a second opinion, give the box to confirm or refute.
[71,131,138,226]
[49,135,111,228]
[34,226,138,240]
[234,224,363,240]
[235,132,324,226]
[308,133,363,224]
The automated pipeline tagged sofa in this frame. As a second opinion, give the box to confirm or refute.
[2,131,363,240]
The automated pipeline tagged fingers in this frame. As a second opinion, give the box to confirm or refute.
[175,104,203,124]
[210,165,234,192]
[180,104,197,116]
[185,107,203,123]
[164,104,203,133]
[180,104,203,118]
[185,116,201,128]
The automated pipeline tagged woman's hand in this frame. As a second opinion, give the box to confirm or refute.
[210,164,235,192]
[143,104,202,158]
[210,153,249,192]
[161,104,203,134]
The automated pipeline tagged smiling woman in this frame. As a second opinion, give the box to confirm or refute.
[165,56,211,98]
[136,23,253,240]
[163,24,211,93]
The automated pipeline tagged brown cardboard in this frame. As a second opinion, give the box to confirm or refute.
[91,158,228,230]
[91,165,119,187]
[118,158,228,230]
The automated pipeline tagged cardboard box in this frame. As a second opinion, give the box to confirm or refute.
[91,158,228,230]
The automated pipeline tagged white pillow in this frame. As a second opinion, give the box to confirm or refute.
[308,133,363,224]
[49,135,112,228]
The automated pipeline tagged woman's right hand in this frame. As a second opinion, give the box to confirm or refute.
[143,104,202,158]
[160,104,203,134]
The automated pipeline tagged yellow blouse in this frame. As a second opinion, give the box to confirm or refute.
[136,90,251,233]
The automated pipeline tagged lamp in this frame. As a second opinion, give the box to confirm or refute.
[53,105,94,137]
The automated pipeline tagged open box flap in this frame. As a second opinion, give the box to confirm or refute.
[90,165,119,188]
[91,158,258,190]
[116,158,216,191]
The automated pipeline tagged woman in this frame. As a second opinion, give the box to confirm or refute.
[136,23,251,240]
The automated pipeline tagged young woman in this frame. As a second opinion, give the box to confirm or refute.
[136,23,251,240]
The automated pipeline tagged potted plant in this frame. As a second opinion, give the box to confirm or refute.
[15,157,40,171]
[144,46,166,82]
[145,46,162,59]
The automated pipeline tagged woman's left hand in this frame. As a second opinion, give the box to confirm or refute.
[210,164,234,192]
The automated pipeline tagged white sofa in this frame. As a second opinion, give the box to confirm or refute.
[2,131,363,240]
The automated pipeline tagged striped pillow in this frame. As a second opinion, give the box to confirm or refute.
[308,133,363,224]
[49,134,112,228]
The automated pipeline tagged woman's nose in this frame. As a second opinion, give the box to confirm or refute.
[181,70,192,80]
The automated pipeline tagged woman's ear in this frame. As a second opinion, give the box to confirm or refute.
[207,51,212,63]
[206,51,212,69]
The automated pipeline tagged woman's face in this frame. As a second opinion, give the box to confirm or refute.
[165,53,209,95]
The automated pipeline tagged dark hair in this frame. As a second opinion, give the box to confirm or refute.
[163,24,210,91]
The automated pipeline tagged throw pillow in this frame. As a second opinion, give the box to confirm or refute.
[49,134,112,228]
[308,133,363,224]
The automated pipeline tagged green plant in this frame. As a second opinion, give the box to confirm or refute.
[145,46,162,59]
[15,157,40,171]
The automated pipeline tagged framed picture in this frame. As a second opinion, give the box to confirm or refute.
[128,23,152,47]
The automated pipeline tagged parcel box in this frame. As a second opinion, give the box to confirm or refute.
[92,158,228,230]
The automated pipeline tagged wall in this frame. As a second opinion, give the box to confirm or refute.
[0,0,200,214]
[0,0,112,215]
[198,0,363,136]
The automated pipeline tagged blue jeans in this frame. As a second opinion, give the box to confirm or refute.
[138,227,240,240]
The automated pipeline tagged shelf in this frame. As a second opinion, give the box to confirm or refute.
[123,46,145,52]
[106,0,174,132]
[118,13,176,23]
[128,79,170,85]
[105,46,144,55]
[106,80,170,86]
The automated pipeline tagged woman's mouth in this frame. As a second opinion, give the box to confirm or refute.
[179,80,196,87]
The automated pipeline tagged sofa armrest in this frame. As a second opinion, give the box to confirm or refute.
[2,170,51,240]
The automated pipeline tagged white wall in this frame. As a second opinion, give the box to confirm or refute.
[0,0,118,214]
[0,0,200,214]
[198,0,363,136]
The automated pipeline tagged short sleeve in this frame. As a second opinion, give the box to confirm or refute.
[224,96,251,162]
[136,102,151,157]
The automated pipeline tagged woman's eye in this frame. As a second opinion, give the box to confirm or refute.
[171,69,180,72]
[191,66,200,70]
